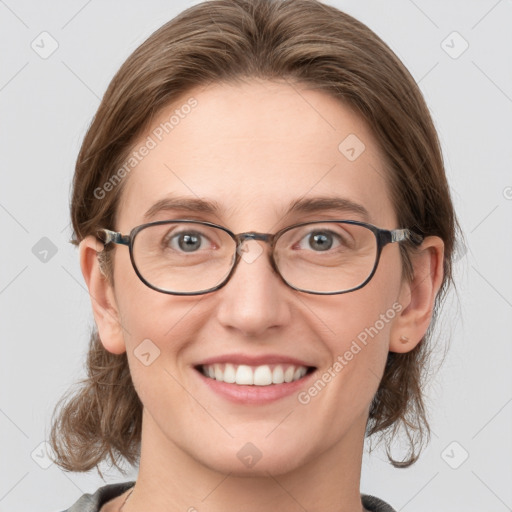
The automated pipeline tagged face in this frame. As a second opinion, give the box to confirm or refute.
[98,79,411,477]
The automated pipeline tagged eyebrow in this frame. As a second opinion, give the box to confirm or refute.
[142,195,370,223]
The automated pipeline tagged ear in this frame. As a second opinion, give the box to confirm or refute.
[389,235,444,353]
[79,235,126,354]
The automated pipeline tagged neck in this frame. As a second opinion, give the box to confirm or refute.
[122,409,368,512]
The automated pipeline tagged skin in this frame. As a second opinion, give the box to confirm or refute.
[80,79,444,512]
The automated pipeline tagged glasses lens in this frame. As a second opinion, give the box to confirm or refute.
[274,222,377,293]
[132,222,236,293]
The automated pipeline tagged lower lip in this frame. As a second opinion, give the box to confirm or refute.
[196,368,316,404]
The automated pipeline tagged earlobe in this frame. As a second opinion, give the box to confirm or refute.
[79,235,126,355]
[389,235,445,354]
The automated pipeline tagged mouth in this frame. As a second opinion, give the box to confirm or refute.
[196,363,315,386]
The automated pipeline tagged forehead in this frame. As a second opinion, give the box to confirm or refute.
[116,79,396,232]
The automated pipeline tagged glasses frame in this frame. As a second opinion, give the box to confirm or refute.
[96,219,424,296]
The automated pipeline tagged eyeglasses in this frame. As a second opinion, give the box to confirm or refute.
[96,219,423,296]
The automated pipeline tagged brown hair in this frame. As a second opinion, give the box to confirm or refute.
[49,0,459,474]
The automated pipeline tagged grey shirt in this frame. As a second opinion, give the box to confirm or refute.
[60,481,397,512]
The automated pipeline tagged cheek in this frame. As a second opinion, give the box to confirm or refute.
[112,256,200,395]
[300,302,397,435]
[118,295,199,411]
[311,259,403,401]
[119,292,201,356]
[113,250,185,342]
[314,264,401,356]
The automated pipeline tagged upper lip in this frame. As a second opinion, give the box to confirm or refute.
[195,353,315,368]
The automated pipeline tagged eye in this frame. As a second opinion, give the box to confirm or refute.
[162,229,215,253]
[296,229,346,252]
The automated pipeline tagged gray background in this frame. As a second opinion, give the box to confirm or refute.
[1,1,511,511]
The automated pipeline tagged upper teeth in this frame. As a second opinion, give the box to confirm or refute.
[201,364,308,386]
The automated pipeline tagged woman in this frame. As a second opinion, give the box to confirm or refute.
[50,0,458,511]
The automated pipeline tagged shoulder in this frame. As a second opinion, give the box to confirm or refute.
[361,493,397,512]
[59,484,391,512]
[58,481,136,512]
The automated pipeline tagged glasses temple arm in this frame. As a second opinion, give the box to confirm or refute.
[96,229,130,246]
[391,228,424,245]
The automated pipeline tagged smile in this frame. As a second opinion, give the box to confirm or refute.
[199,363,311,386]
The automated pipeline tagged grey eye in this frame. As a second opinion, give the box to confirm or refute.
[163,230,211,252]
[297,230,343,252]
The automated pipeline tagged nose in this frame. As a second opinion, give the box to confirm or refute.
[214,239,292,338]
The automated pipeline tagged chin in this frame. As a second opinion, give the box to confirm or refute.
[190,436,314,478]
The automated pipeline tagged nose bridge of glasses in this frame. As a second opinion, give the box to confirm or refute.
[236,232,272,243]
[233,232,277,269]
[235,232,274,251]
